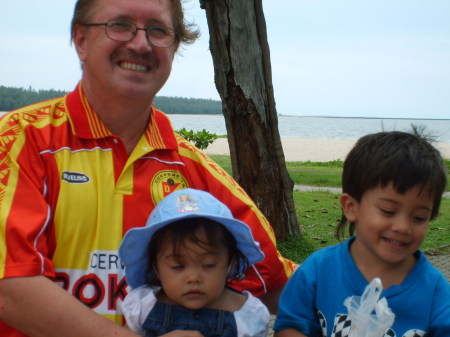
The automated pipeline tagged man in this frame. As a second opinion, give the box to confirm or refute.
[0,0,294,336]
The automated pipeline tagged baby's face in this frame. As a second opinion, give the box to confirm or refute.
[155,227,230,310]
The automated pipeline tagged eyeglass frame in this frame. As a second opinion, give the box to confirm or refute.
[81,20,178,48]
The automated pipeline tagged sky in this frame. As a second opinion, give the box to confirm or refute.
[1,1,449,119]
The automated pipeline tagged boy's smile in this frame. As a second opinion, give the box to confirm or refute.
[341,183,433,284]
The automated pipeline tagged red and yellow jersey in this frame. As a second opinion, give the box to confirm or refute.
[0,83,294,333]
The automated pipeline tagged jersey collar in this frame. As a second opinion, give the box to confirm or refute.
[65,82,178,151]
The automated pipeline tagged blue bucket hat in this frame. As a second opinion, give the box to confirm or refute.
[119,188,265,289]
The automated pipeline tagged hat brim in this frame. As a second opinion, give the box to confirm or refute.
[119,213,264,289]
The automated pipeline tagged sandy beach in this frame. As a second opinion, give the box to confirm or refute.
[205,137,450,162]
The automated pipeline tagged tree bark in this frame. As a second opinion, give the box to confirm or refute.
[200,0,299,239]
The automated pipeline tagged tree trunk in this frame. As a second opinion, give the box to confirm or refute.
[200,0,299,239]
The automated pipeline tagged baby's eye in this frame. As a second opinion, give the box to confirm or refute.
[203,263,216,269]
[170,265,184,271]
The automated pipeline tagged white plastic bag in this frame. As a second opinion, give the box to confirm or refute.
[344,278,395,337]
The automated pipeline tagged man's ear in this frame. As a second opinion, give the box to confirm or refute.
[72,24,88,63]
[340,193,358,223]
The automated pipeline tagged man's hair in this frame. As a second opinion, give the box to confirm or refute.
[70,0,199,50]
[146,218,250,287]
[335,130,447,240]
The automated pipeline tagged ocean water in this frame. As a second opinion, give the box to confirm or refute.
[2,110,448,143]
[169,115,450,143]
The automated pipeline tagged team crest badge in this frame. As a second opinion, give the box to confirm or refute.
[151,170,189,204]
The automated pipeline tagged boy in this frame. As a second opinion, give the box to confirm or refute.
[274,131,449,337]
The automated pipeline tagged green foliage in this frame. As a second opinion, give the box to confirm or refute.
[177,128,218,150]
[0,85,222,115]
[154,96,221,115]
[0,86,68,111]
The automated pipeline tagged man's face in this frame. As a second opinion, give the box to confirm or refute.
[73,0,176,101]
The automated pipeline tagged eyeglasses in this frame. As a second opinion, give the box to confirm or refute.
[82,20,177,48]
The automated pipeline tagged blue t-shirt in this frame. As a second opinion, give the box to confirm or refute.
[274,237,450,337]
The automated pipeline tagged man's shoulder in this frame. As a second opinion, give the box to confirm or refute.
[1,96,68,129]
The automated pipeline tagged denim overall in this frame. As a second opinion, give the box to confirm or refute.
[142,301,238,337]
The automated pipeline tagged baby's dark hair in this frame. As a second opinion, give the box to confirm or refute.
[146,217,250,287]
[335,130,447,240]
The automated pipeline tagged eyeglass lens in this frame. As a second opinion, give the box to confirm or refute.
[106,21,175,47]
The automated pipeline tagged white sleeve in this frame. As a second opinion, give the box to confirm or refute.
[234,291,270,337]
[120,286,158,334]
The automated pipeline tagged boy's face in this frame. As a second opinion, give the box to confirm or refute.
[155,227,230,310]
[341,183,433,272]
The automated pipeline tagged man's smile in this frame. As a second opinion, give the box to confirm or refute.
[119,61,149,72]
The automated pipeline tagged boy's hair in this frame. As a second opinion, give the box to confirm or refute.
[335,131,447,240]
[146,217,250,287]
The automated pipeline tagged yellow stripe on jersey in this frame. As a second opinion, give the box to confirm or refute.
[79,86,110,138]
[52,148,124,269]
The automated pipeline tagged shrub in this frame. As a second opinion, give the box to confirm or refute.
[177,128,218,150]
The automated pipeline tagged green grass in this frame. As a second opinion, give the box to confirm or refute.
[209,155,450,191]
[209,154,232,173]
[287,160,343,187]
[278,191,450,264]
[209,155,450,263]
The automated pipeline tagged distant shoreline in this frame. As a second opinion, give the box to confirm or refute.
[168,113,450,121]
[278,115,450,121]
[205,137,450,161]
[2,111,448,121]
[2,112,449,158]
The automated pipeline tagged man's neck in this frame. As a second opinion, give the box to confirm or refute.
[83,84,153,155]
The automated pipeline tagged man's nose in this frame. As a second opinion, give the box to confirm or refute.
[127,28,153,51]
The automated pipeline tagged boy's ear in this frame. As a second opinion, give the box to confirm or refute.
[340,193,358,222]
